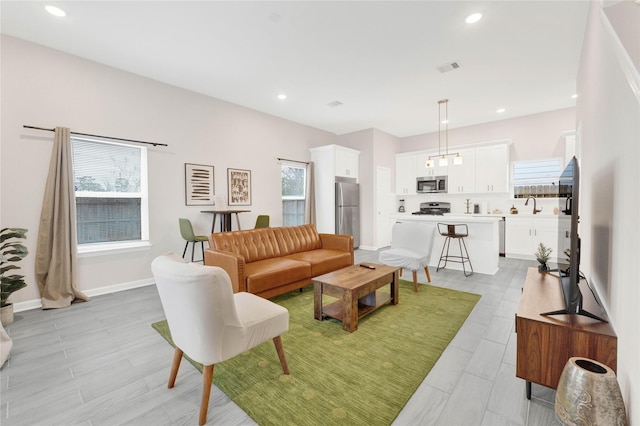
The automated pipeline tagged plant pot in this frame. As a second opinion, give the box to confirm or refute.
[0,304,14,326]
[538,263,549,273]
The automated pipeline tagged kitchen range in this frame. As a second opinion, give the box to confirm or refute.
[412,202,451,216]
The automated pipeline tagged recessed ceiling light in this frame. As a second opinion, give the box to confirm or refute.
[571,94,578,99]
[496,108,506,113]
[465,13,482,24]
[45,5,66,17]
[277,94,287,100]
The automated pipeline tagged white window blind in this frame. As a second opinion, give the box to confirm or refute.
[513,159,562,182]
[512,158,562,199]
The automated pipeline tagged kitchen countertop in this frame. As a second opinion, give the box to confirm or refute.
[391,214,501,275]
[392,213,503,222]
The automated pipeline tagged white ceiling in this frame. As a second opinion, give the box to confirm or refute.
[1,1,590,137]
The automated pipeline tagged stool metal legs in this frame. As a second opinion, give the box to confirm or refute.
[437,236,473,277]
[182,240,205,263]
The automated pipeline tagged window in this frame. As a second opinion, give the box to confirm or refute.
[72,137,149,248]
[281,164,306,226]
[512,158,562,198]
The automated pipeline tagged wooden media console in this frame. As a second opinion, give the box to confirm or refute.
[515,267,617,399]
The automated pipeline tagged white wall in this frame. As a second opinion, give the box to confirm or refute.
[400,107,576,162]
[576,1,640,421]
[0,35,335,306]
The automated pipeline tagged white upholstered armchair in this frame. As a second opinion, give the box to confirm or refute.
[378,222,436,292]
[151,253,290,425]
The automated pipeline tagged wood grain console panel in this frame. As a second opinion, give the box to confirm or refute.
[515,268,617,390]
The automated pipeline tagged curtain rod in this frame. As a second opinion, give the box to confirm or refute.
[23,125,168,147]
[277,157,309,165]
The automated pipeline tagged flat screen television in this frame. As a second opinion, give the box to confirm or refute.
[542,156,607,322]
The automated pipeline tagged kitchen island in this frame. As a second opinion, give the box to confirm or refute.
[391,213,502,275]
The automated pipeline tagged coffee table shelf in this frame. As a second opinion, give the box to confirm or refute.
[321,290,392,321]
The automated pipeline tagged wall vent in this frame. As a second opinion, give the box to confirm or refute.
[327,101,344,108]
[437,61,461,73]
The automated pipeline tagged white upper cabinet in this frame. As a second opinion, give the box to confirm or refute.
[475,143,510,193]
[447,148,476,194]
[311,144,360,180]
[414,152,448,178]
[395,140,510,196]
[395,154,416,195]
[334,146,359,178]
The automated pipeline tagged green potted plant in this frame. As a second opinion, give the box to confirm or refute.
[534,242,552,273]
[1,228,28,325]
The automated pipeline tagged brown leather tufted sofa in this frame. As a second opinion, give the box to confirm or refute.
[205,224,354,298]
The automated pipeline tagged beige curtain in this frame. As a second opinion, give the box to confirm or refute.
[35,127,90,309]
[305,161,316,225]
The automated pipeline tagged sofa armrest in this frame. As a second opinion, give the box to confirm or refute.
[319,233,354,263]
[204,249,247,293]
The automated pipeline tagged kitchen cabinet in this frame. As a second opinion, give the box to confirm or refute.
[476,144,509,193]
[414,152,448,178]
[395,154,416,195]
[505,216,559,260]
[395,140,510,196]
[310,144,360,235]
[447,148,476,194]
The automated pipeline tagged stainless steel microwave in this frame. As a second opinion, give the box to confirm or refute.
[416,176,447,193]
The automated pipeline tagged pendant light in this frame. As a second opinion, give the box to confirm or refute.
[426,99,462,167]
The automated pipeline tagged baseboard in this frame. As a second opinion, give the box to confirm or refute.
[12,278,156,313]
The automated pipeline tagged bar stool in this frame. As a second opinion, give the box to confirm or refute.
[436,223,473,277]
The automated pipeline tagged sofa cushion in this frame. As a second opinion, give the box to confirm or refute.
[285,249,352,277]
[275,224,322,256]
[245,258,311,295]
[210,228,281,263]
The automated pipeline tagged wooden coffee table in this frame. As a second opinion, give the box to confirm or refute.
[313,263,401,332]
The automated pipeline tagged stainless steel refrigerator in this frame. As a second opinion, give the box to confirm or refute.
[335,180,360,248]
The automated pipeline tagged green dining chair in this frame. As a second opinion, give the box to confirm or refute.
[254,215,270,229]
[179,218,208,262]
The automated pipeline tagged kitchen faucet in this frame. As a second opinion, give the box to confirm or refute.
[525,196,542,214]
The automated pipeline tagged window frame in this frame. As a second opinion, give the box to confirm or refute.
[72,136,150,255]
[281,162,307,226]
[511,157,564,199]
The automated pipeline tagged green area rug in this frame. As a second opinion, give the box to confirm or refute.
[152,280,480,426]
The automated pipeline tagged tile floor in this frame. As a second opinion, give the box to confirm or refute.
[0,250,561,425]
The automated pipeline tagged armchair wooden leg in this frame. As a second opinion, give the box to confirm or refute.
[411,271,418,292]
[273,336,290,375]
[168,347,183,388]
[425,266,431,283]
[199,364,214,426]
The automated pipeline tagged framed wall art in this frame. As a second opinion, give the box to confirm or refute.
[185,163,214,205]
[227,168,251,206]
